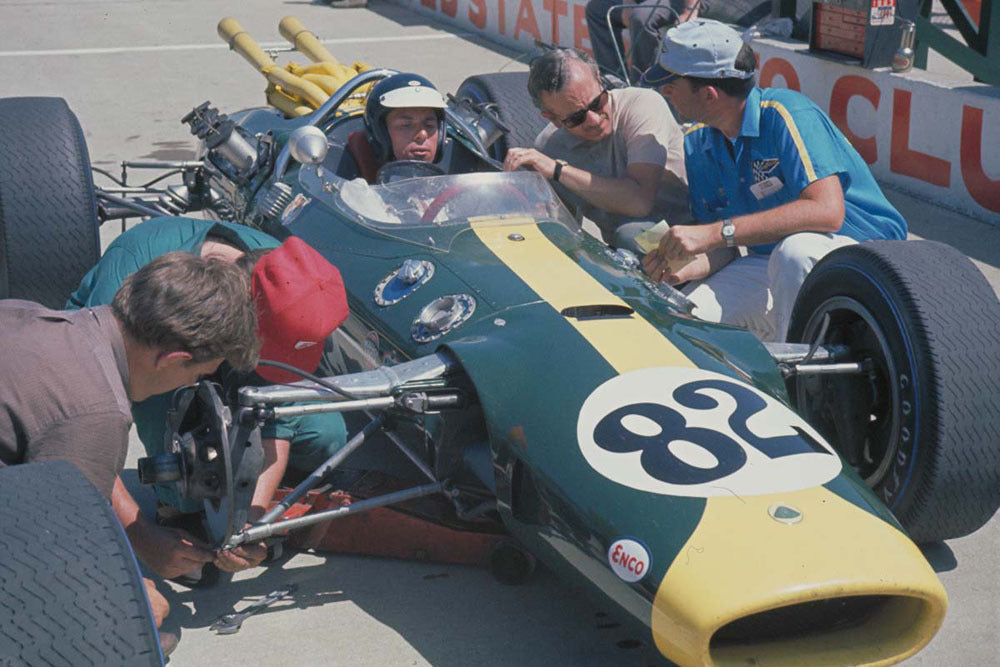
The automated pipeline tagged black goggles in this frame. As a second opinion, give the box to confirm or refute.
[560,88,608,128]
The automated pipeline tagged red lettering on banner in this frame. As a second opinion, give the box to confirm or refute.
[515,0,542,41]
[829,75,880,164]
[573,4,591,53]
[890,89,950,187]
[960,105,1000,213]
[421,0,435,8]
[441,0,458,18]
[759,57,801,91]
[543,0,569,44]
[469,0,487,29]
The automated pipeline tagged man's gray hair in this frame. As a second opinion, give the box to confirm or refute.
[527,48,601,109]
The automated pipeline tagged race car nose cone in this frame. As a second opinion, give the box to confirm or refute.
[649,487,947,666]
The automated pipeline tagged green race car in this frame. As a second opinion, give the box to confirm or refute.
[2,41,998,666]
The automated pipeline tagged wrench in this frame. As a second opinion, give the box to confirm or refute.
[210,583,298,635]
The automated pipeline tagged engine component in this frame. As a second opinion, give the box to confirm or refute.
[137,381,264,544]
[257,181,293,221]
[182,101,259,178]
[445,93,509,153]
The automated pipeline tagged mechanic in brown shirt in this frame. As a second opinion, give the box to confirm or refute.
[0,251,259,496]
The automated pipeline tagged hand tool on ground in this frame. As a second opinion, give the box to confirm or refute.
[210,583,298,635]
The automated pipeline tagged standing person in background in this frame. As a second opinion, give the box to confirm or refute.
[585,0,700,81]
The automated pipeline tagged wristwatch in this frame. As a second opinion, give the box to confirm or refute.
[721,218,736,247]
[552,159,568,183]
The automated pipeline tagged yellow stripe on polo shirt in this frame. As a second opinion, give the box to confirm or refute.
[761,100,818,182]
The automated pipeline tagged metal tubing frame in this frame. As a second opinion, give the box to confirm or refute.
[224,352,469,549]
[270,396,396,418]
[231,481,449,546]
[787,362,866,376]
[95,189,168,218]
[255,414,388,525]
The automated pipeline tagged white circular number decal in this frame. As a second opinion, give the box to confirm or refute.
[577,367,841,497]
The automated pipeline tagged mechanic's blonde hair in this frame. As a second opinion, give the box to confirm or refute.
[112,251,259,371]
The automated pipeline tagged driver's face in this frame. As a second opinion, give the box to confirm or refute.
[385,107,439,162]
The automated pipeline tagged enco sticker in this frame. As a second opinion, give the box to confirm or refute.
[608,538,650,583]
[577,367,841,497]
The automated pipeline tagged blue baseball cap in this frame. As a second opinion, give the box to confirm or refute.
[640,19,756,87]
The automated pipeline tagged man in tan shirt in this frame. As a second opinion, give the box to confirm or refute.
[503,47,688,250]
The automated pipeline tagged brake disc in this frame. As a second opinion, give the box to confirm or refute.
[152,382,265,546]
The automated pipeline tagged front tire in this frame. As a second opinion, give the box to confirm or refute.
[0,97,100,308]
[788,240,1000,543]
[0,461,163,666]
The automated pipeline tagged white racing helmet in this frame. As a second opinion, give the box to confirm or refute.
[364,73,447,162]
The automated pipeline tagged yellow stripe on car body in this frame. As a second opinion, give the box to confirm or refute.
[472,218,946,666]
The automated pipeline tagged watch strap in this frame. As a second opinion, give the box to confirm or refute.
[552,160,566,183]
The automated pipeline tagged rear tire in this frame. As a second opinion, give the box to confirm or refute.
[0,460,163,666]
[788,240,1000,543]
[456,72,549,161]
[0,97,100,308]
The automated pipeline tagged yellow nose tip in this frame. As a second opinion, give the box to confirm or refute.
[650,487,946,666]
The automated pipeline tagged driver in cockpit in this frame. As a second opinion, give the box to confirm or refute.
[347,72,447,183]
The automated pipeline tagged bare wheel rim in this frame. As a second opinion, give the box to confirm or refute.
[797,296,901,487]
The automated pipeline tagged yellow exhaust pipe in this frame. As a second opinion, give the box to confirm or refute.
[217,17,276,73]
[217,17,330,111]
[279,16,341,68]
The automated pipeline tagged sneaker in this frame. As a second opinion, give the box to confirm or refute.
[327,0,368,7]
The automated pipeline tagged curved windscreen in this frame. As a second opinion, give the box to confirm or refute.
[299,167,579,251]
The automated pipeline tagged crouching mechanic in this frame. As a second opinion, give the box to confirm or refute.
[504,48,688,250]
[69,217,349,584]
[347,72,448,183]
[639,20,906,341]
[1,252,259,653]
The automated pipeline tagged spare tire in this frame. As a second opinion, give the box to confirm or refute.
[788,240,1000,543]
[456,72,550,161]
[0,97,100,308]
[0,460,163,666]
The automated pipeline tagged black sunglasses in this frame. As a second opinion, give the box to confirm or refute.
[559,88,608,128]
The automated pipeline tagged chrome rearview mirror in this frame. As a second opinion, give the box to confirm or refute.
[287,125,329,166]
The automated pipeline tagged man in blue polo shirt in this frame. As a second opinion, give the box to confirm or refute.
[639,19,906,341]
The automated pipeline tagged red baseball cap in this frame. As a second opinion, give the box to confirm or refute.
[252,237,349,383]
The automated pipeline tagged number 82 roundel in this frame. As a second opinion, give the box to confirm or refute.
[576,367,841,498]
